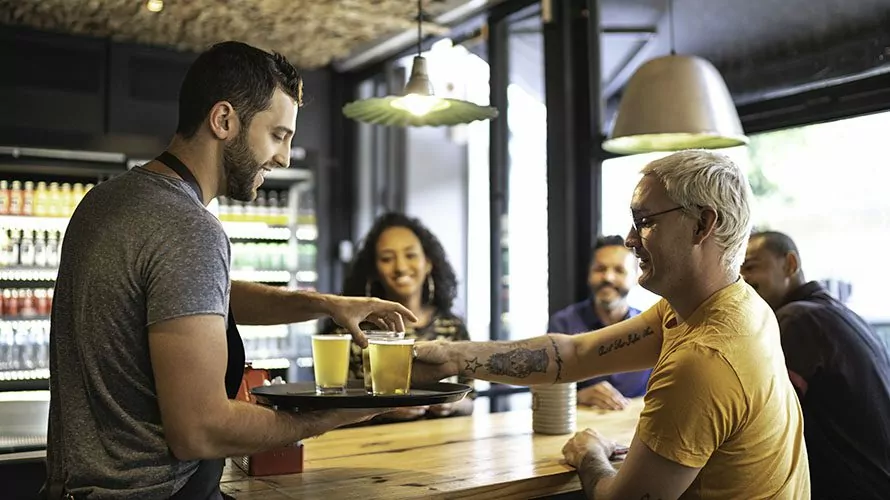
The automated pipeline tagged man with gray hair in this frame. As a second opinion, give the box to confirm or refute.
[413,150,810,499]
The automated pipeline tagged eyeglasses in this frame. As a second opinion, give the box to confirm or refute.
[630,206,685,234]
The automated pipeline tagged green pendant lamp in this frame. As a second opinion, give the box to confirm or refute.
[602,0,748,154]
[342,0,498,127]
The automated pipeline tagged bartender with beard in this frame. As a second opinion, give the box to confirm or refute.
[547,235,652,410]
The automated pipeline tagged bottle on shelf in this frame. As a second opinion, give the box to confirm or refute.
[218,196,231,221]
[60,183,73,216]
[8,181,23,216]
[48,182,61,217]
[22,181,35,216]
[0,230,10,266]
[8,230,21,266]
[19,230,35,267]
[266,191,280,225]
[35,181,49,216]
[254,191,269,224]
[47,231,61,267]
[33,231,47,268]
[4,289,18,317]
[0,180,8,215]
[72,183,85,209]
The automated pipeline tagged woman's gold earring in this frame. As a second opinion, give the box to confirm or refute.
[365,280,372,297]
[427,276,435,303]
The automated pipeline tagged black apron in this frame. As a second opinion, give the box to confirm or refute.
[157,152,245,500]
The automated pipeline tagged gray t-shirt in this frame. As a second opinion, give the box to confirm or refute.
[46,167,231,499]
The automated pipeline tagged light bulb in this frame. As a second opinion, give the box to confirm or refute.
[145,0,164,13]
[390,94,449,117]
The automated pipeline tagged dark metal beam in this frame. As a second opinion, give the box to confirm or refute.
[325,71,358,293]
[721,23,890,105]
[737,71,890,134]
[488,7,510,342]
[544,0,601,316]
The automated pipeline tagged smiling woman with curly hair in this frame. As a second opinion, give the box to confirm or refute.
[320,212,474,420]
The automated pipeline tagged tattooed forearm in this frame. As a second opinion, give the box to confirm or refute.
[598,327,655,357]
[578,452,617,499]
[484,346,549,378]
[549,335,564,383]
[464,357,483,373]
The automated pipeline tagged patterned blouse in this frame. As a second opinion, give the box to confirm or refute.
[319,311,475,394]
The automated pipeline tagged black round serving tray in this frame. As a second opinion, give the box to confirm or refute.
[250,381,472,410]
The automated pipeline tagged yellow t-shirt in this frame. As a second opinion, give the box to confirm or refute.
[638,279,810,499]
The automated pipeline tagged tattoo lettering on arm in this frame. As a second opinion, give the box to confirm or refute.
[464,357,483,373]
[549,336,564,383]
[484,346,550,378]
[598,327,655,357]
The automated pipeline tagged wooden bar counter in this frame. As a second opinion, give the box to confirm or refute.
[221,397,644,499]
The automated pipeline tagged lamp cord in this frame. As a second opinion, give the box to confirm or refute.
[417,0,422,57]
[668,0,676,55]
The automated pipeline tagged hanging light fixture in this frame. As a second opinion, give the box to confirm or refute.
[342,0,498,127]
[602,0,747,155]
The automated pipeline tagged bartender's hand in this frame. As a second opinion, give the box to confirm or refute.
[561,428,620,468]
[328,407,395,424]
[327,296,417,347]
[382,406,429,421]
[427,402,456,418]
[412,340,459,384]
[578,381,629,410]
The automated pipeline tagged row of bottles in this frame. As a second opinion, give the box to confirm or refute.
[0,230,63,268]
[0,181,94,218]
[0,321,48,371]
[232,242,296,271]
[297,243,317,272]
[219,190,291,225]
[244,335,297,362]
[231,242,318,271]
[1,288,54,318]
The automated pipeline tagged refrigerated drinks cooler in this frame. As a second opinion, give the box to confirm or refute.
[0,147,321,391]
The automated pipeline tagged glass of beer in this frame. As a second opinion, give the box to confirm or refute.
[311,334,351,395]
[369,337,415,396]
[361,331,405,393]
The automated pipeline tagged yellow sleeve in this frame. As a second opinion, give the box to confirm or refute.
[639,299,669,337]
[636,343,745,468]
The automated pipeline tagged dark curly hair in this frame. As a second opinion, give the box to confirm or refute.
[342,212,458,313]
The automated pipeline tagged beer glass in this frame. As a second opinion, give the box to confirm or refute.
[311,334,351,394]
[361,331,405,393]
[369,337,415,396]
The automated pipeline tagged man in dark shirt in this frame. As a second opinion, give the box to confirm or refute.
[548,235,652,410]
[742,230,890,500]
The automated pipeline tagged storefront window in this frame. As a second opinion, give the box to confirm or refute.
[601,111,890,323]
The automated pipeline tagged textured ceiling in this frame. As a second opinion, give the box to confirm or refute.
[0,0,462,68]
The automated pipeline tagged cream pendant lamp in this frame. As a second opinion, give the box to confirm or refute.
[602,0,747,155]
[342,0,498,127]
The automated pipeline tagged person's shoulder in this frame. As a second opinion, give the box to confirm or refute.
[665,342,732,371]
[430,310,468,339]
[433,310,466,327]
[776,296,828,320]
[550,300,588,321]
